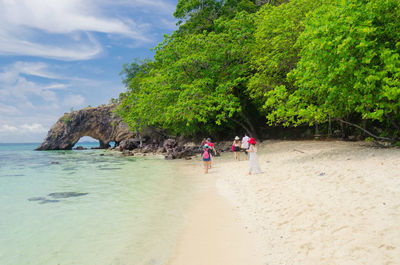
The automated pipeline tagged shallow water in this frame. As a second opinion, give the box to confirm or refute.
[0,143,195,265]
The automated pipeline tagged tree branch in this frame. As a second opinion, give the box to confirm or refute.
[337,119,393,141]
[230,117,251,136]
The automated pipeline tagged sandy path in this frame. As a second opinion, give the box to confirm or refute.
[168,166,263,265]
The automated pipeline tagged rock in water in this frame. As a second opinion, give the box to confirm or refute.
[39,199,60,204]
[74,146,87,150]
[28,197,47,201]
[98,167,122,170]
[48,192,88,199]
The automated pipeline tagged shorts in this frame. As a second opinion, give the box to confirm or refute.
[233,146,240,152]
[203,157,211,162]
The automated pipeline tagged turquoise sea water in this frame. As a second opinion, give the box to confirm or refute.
[0,143,195,265]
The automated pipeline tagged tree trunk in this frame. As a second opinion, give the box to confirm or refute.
[238,111,261,140]
[340,120,347,139]
[315,122,319,135]
[328,117,332,136]
[362,119,367,136]
[230,117,260,141]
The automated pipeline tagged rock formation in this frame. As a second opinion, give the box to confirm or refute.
[36,105,133,150]
[36,104,211,159]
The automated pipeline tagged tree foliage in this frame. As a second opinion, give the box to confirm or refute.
[257,0,400,139]
[117,0,400,141]
[118,11,261,136]
[249,0,324,107]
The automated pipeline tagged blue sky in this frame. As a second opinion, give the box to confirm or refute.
[0,0,178,143]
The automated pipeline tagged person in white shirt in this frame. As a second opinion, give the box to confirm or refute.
[241,134,250,160]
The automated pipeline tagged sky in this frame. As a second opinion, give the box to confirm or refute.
[0,0,178,143]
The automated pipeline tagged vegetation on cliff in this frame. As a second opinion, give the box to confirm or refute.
[117,0,400,142]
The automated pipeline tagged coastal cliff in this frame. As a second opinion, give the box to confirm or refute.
[36,105,133,150]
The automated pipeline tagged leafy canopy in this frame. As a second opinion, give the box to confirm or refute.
[261,0,400,128]
[118,11,259,136]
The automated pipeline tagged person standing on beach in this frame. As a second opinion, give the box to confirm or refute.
[206,138,216,168]
[202,144,211,174]
[232,136,241,161]
[241,134,250,160]
[248,138,262,174]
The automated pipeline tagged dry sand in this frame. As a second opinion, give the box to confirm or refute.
[217,140,400,265]
[168,140,400,265]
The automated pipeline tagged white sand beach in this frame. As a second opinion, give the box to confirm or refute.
[169,140,400,265]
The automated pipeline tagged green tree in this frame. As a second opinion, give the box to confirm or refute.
[118,11,262,137]
[268,0,400,139]
[248,0,324,115]
[120,58,151,87]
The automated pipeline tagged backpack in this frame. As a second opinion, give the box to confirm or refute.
[203,149,209,159]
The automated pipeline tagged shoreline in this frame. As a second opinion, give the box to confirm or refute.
[167,159,263,265]
[167,140,400,265]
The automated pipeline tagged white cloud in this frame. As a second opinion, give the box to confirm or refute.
[0,61,67,82]
[0,30,103,61]
[20,123,47,133]
[63,94,85,107]
[0,124,18,133]
[1,73,58,103]
[9,61,59,79]
[0,0,145,37]
[0,0,155,60]
[0,62,62,116]
[42,83,70,90]
[0,61,103,116]
[0,103,18,114]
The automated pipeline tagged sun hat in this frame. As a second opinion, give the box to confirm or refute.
[248,138,256,144]
[203,144,209,148]
[234,136,240,140]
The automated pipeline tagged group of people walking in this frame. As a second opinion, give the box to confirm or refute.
[200,135,262,175]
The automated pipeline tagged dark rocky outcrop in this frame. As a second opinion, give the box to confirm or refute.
[115,137,202,159]
[36,105,133,150]
[118,138,141,150]
[74,146,87,150]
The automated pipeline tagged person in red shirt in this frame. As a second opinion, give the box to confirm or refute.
[206,138,216,168]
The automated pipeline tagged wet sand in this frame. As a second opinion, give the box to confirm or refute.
[168,164,262,265]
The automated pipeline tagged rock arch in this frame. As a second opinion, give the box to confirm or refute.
[36,105,134,150]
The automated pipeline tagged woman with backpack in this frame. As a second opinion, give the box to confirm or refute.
[202,144,211,174]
